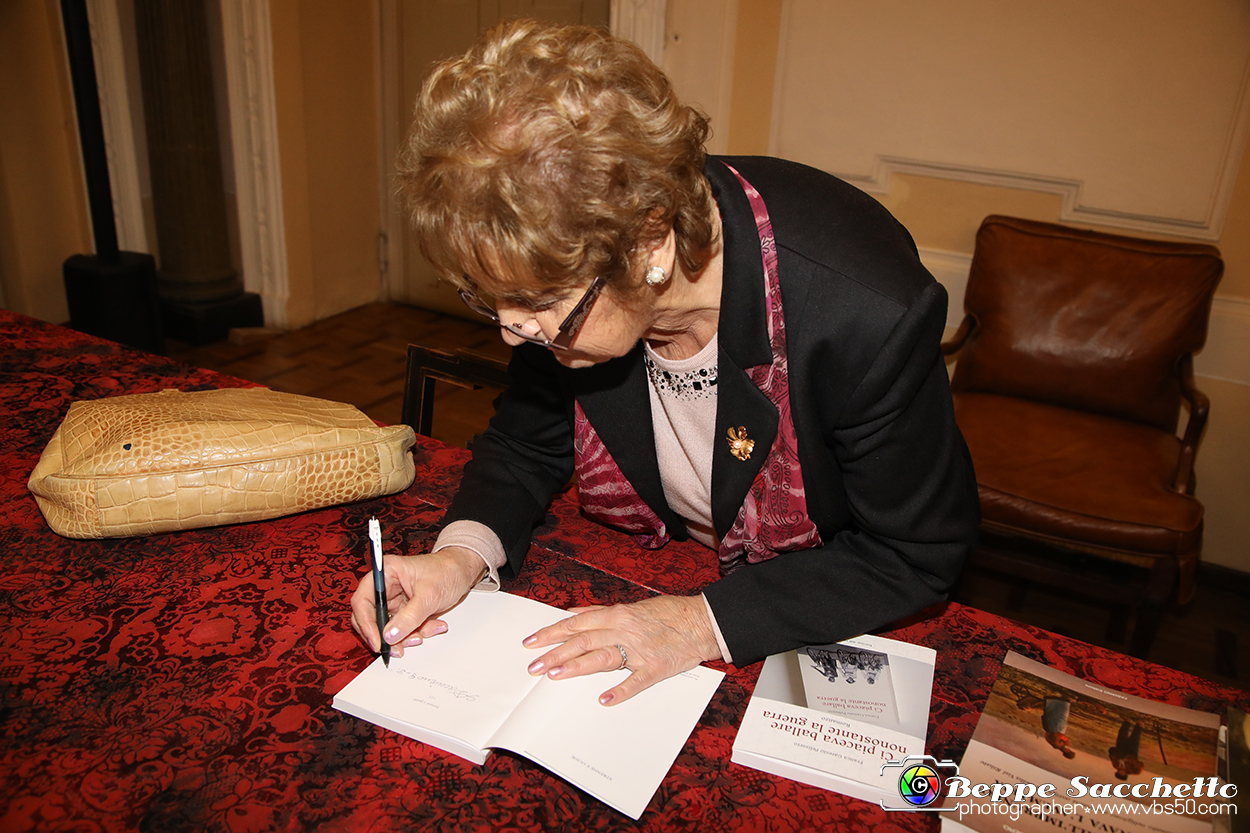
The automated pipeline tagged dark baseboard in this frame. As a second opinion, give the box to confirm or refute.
[1196,562,1250,595]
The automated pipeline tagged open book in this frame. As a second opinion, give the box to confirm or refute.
[731,634,937,805]
[331,591,724,820]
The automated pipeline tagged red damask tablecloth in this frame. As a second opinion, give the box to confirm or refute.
[1,309,1244,833]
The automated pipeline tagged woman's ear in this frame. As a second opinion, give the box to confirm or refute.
[647,226,678,276]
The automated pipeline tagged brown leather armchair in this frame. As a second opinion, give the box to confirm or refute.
[942,215,1223,658]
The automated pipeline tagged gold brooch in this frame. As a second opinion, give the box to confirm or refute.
[727,426,755,461]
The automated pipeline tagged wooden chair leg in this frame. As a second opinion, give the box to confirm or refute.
[1106,605,1129,643]
[418,376,437,437]
[1128,558,1178,659]
[1129,600,1166,659]
[1006,582,1028,611]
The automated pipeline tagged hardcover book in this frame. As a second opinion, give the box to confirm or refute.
[330,590,724,820]
[941,651,1226,833]
[731,634,937,804]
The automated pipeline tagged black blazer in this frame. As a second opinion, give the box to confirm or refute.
[444,156,980,665]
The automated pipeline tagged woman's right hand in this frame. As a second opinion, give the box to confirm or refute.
[349,546,487,658]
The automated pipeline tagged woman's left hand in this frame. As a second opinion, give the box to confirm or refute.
[522,595,721,706]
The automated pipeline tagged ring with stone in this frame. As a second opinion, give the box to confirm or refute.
[613,643,629,670]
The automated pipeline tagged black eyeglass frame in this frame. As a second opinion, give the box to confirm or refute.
[457,274,607,351]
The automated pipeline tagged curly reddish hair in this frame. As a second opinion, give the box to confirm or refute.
[396,18,716,299]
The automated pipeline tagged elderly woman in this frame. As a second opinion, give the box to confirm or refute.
[352,19,979,706]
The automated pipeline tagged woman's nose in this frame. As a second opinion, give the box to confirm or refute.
[494,306,547,345]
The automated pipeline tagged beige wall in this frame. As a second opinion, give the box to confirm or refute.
[270,0,383,330]
[1215,135,1250,299]
[0,1,93,324]
[717,0,1250,298]
[726,0,781,155]
[686,0,1250,572]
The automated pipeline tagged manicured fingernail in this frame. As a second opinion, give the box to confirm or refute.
[385,627,400,641]
[546,666,564,678]
[528,660,544,675]
[599,693,614,706]
[523,635,537,646]
[431,622,447,635]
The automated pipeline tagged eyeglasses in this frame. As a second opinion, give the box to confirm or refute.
[457,274,606,351]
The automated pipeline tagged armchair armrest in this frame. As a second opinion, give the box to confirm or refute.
[1172,353,1209,494]
[941,315,975,357]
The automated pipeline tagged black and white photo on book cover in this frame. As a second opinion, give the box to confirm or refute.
[943,652,1226,833]
[799,640,899,726]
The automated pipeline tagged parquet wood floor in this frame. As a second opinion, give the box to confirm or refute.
[169,302,509,450]
[167,302,1248,691]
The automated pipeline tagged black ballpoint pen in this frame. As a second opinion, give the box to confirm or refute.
[368,517,390,667]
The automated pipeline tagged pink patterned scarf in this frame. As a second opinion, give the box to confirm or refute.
[573,165,822,571]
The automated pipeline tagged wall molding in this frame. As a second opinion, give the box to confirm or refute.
[86,0,147,253]
[846,144,1246,243]
[771,3,1250,244]
[219,0,289,329]
[918,246,1250,387]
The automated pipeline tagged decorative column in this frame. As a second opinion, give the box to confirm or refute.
[133,0,262,343]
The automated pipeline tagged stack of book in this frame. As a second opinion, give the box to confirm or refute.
[731,634,937,805]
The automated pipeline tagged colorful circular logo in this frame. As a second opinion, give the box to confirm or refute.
[897,763,943,807]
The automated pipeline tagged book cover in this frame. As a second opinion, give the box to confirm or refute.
[942,651,1226,833]
[731,634,936,804]
[330,591,724,820]
[1225,707,1249,833]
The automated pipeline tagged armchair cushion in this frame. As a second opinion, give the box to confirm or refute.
[954,392,1203,599]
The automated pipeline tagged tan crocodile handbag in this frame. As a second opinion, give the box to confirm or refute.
[28,387,416,538]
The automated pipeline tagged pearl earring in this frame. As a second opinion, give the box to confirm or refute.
[645,265,669,286]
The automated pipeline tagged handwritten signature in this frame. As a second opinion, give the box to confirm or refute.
[394,669,478,701]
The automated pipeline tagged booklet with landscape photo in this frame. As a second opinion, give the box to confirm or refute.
[941,651,1226,833]
[732,633,937,804]
[331,590,724,820]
